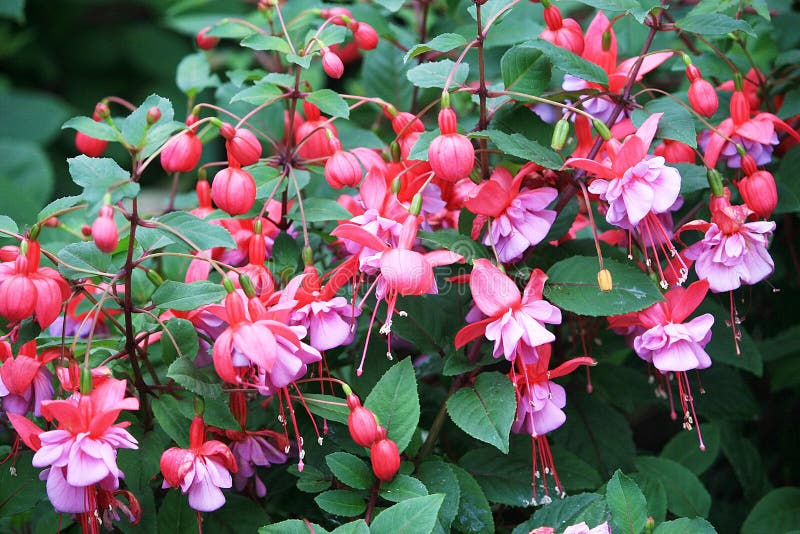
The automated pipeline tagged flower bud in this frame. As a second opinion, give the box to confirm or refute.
[429,108,474,182]
[391,112,425,137]
[685,64,702,83]
[322,7,352,26]
[347,396,379,447]
[370,426,400,482]
[353,22,379,51]
[738,170,777,219]
[688,78,719,118]
[161,125,203,173]
[325,148,363,189]
[597,269,613,292]
[592,119,612,141]
[740,153,758,176]
[146,269,164,287]
[321,47,345,79]
[146,106,162,125]
[0,265,36,322]
[196,26,219,50]
[551,119,570,150]
[81,224,92,237]
[730,90,750,125]
[225,127,262,166]
[75,111,109,157]
[92,206,119,253]
[542,5,563,30]
[211,167,257,215]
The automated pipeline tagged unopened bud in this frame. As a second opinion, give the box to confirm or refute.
[592,119,612,141]
[222,277,236,294]
[597,269,612,292]
[28,224,41,241]
[95,102,110,119]
[146,269,164,287]
[409,193,423,216]
[644,517,655,534]
[391,177,402,194]
[193,395,205,416]
[80,367,93,395]
[302,246,314,266]
[146,107,162,125]
[390,141,401,162]
[551,119,570,150]
[602,30,612,51]
[239,273,257,298]
[707,168,725,198]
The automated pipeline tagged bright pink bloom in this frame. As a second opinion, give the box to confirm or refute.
[738,170,777,219]
[688,78,719,118]
[428,108,475,182]
[161,117,203,173]
[325,141,364,189]
[161,416,238,512]
[8,377,139,514]
[0,341,57,417]
[566,113,681,230]
[455,260,561,363]
[352,22,379,50]
[211,165,256,215]
[295,101,338,161]
[370,426,400,482]
[564,522,612,534]
[540,5,584,55]
[465,167,557,262]
[0,241,70,328]
[220,124,262,166]
[682,204,775,293]
[92,205,119,253]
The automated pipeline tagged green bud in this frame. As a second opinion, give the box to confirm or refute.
[209,117,224,128]
[80,367,93,395]
[681,53,692,67]
[551,119,570,150]
[602,30,612,51]
[222,277,236,294]
[239,273,257,298]
[440,91,450,109]
[146,269,164,287]
[391,177,402,194]
[735,144,748,158]
[409,193,423,216]
[733,71,744,92]
[28,224,41,241]
[593,119,612,141]
[342,383,353,396]
[390,141,401,163]
[253,219,263,235]
[302,246,314,266]
[193,395,205,416]
[707,168,725,197]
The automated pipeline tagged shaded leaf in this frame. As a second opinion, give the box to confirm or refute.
[446,372,516,453]
[634,456,711,518]
[364,358,420,453]
[606,470,647,534]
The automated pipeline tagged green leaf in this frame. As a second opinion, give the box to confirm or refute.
[480,129,563,169]
[315,489,366,517]
[240,34,291,54]
[288,197,352,223]
[156,211,237,250]
[631,99,697,148]
[0,452,45,517]
[631,473,667,524]
[259,520,330,534]
[446,372,516,453]
[674,163,709,194]
[741,487,800,534]
[676,13,756,37]
[459,447,533,507]
[205,494,271,533]
[373,0,404,11]
[68,155,138,210]
[634,456,711,518]
[364,358,420,453]
[302,393,350,425]
[151,395,191,448]
[326,452,374,490]
[544,256,664,316]
[417,459,460,533]
[407,130,437,161]
[306,89,350,119]
[57,241,112,279]
[362,40,413,111]
[120,94,176,154]
[450,465,494,533]
[370,494,445,534]
[418,229,489,263]
[607,470,648,534]
[0,215,19,236]
[404,33,468,63]
[379,474,428,503]
[176,52,219,95]
[526,40,608,85]
[653,518,718,534]
[0,140,54,226]
[661,424,720,476]
[62,116,119,141]
[332,520,370,534]
[230,81,283,105]
[512,493,609,534]
[501,45,551,96]
[286,53,312,69]
[291,464,333,494]
[167,356,224,399]
[157,492,197,534]
[37,195,82,223]
[407,59,469,89]
[0,0,25,22]
[152,280,226,311]
[160,318,200,364]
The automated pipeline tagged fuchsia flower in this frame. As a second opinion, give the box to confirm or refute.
[8,377,139,515]
[609,280,713,447]
[465,167,557,263]
[428,107,475,182]
[0,240,70,328]
[0,340,57,417]
[540,4,584,55]
[455,260,561,363]
[681,202,775,293]
[161,416,238,512]
[161,116,203,173]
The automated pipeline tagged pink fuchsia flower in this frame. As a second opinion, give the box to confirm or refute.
[219,123,262,167]
[609,280,713,447]
[428,107,475,182]
[7,377,139,514]
[681,203,776,293]
[540,4,584,55]
[161,116,202,173]
[0,340,57,417]
[565,113,681,230]
[465,167,557,263]
[455,260,561,364]
[294,101,338,161]
[564,522,612,534]
[0,240,70,328]
[161,416,238,512]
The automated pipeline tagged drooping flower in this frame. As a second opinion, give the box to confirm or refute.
[92,205,119,253]
[294,101,338,161]
[220,123,262,166]
[161,415,238,512]
[0,340,57,417]
[540,4,584,55]
[161,116,203,173]
[455,260,561,364]
[345,392,379,447]
[428,107,475,182]
[7,377,139,515]
[75,111,109,157]
[681,203,775,293]
[465,166,557,263]
[370,425,400,482]
[211,165,257,216]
